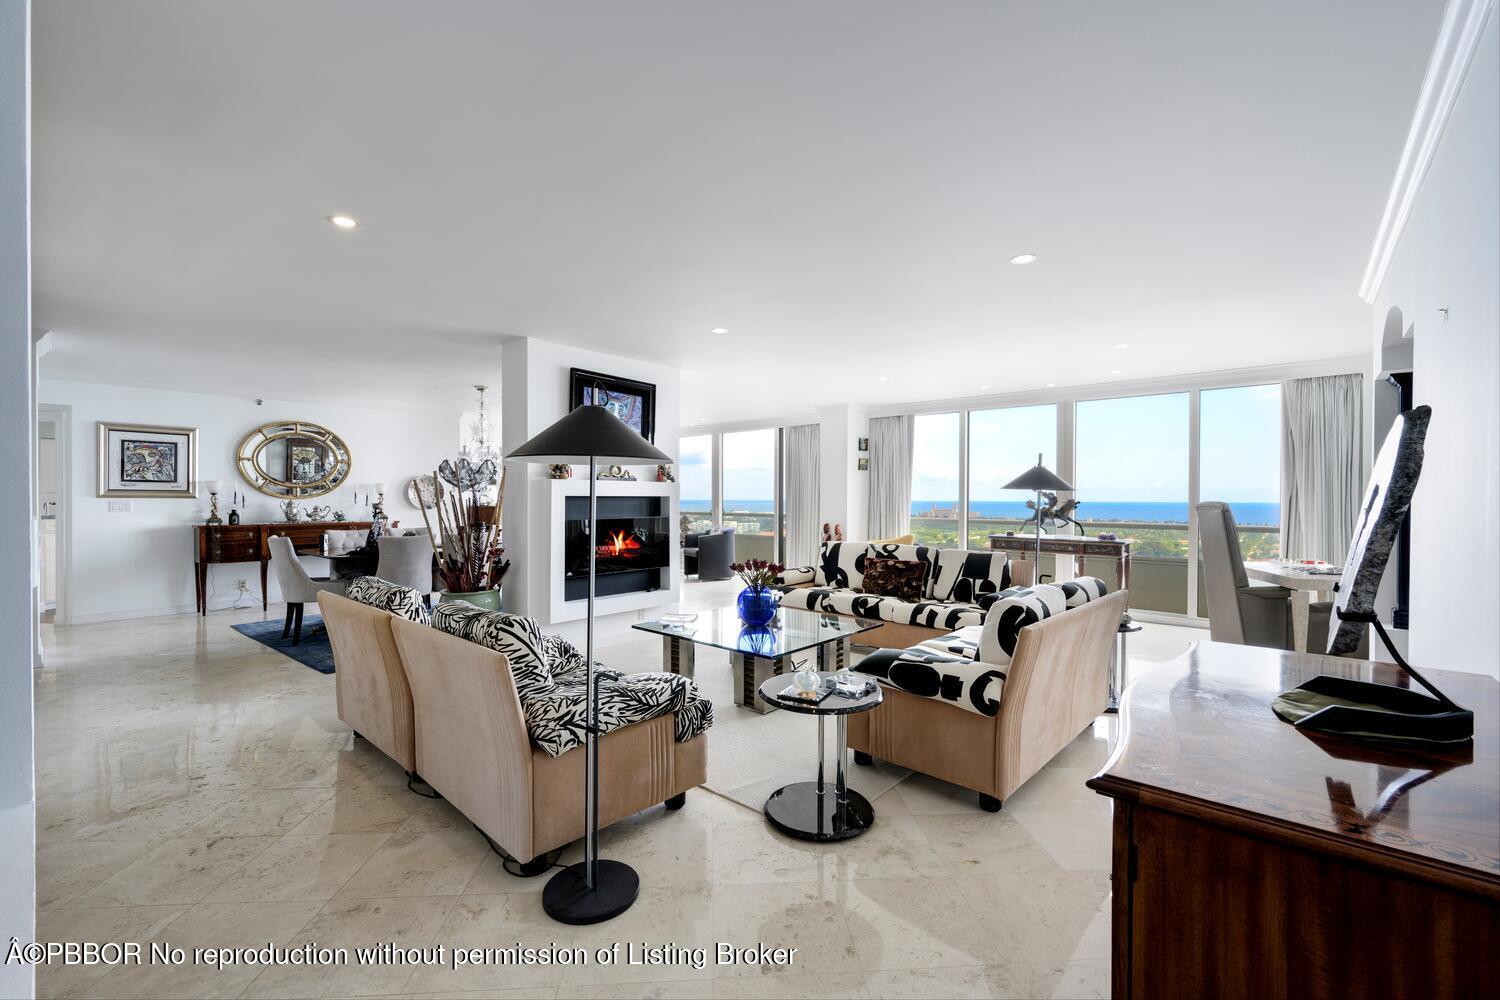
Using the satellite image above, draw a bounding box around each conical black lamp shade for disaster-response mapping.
[1002,454,1073,492]
[507,404,673,464]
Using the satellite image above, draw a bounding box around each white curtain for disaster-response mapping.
[783,424,821,566]
[1282,373,1364,563]
[868,414,914,540]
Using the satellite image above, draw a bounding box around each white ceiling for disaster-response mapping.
[33,1,1440,423]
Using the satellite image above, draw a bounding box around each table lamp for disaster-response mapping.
[1001,454,1073,585]
[507,404,672,924]
[205,480,223,525]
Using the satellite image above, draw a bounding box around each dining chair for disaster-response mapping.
[375,533,437,598]
[269,534,348,644]
[324,529,367,555]
[1196,501,1291,649]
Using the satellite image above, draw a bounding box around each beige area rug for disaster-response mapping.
[595,629,911,811]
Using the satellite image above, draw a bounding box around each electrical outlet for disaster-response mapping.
[106,500,133,513]
[236,579,248,591]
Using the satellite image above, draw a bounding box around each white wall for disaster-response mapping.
[500,337,681,628]
[37,375,465,623]
[814,403,870,543]
[1,2,36,995]
[1370,5,1499,677]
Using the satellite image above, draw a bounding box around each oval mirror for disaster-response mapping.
[236,420,353,499]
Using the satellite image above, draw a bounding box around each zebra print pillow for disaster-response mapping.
[430,604,714,758]
[977,584,1068,667]
[346,576,431,624]
[429,604,557,704]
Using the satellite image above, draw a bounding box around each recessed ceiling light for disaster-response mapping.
[878,375,888,382]
[1110,369,1122,375]
[1046,383,1057,388]
[326,214,360,229]
[979,384,992,390]
[710,327,729,335]
[1009,252,1038,265]
[1114,342,1132,350]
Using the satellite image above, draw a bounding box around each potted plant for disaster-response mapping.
[731,558,784,626]
[418,467,510,611]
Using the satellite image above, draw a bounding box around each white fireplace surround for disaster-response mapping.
[527,477,680,625]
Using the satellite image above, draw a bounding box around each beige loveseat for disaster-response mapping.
[390,616,708,866]
[850,587,1127,810]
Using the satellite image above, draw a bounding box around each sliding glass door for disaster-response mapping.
[721,428,779,561]
[1197,384,1282,614]
[909,412,961,546]
[678,434,713,531]
[967,404,1057,550]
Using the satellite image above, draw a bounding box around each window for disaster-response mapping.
[967,404,1057,549]
[678,434,712,520]
[1199,384,1282,613]
[910,412,961,547]
[1076,393,1190,612]
[721,429,777,561]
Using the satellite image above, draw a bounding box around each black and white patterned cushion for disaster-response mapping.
[776,566,817,586]
[927,550,1011,603]
[778,586,888,621]
[918,626,982,660]
[856,646,1008,717]
[432,604,713,757]
[903,600,986,630]
[431,604,556,701]
[815,542,869,589]
[977,584,1068,666]
[346,576,431,623]
[1057,576,1109,607]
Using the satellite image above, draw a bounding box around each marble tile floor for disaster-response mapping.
[32,585,1202,999]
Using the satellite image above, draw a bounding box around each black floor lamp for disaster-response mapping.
[1002,453,1074,584]
[507,404,672,925]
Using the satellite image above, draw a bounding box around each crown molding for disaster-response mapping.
[1359,0,1496,303]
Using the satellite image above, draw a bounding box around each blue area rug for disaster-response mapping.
[232,615,336,674]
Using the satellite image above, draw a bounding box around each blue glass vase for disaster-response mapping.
[737,586,777,627]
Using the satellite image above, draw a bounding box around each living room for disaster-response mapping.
[3,2,1497,999]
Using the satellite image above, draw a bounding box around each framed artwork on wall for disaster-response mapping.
[97,421,198,498]
[569,368,657,443]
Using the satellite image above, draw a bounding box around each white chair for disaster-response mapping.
[269,535,348,644]
[324,529,367,555]
[375,534,437,598]
[1196,502,1290,649]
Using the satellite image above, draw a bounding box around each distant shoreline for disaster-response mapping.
[685,499,1280,527]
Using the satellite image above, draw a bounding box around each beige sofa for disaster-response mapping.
[390,616,708,867]
[850,589,1127,810]
[318,591,417,775]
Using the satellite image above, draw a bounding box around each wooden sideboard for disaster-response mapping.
[1088,642,1498,999]
[193,521,372,614]
[988,533,1133,591]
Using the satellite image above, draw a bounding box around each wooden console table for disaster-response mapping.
[988,533,1133,591]
[1089,642,1498,999]
[193,521,372,615]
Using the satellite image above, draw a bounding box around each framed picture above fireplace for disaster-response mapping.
[569,368,657,443]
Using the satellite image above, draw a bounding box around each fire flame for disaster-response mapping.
[602,530,643,557]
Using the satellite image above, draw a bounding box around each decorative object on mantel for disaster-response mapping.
[548,464,573,479]
[597,464,636,481]
[204,480,223,524]
[418,466,509,612]
[569,367,658,443]
[236,420,351,499]
[97,421,198,498]
[1002,453,1075,577]
[732,558,784,627]
[508,402,673,925]
[656,464,674,482]
[1272,405,1472,745]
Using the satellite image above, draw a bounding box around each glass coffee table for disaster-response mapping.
[633,605,881,714]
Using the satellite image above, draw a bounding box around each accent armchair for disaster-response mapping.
[268,534,347,643]
[684,527,736,581]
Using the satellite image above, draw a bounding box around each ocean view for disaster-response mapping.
[687,499,1280,526]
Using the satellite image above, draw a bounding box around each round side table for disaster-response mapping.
[756,672,883,841]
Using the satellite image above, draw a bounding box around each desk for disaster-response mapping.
[1244,559,1339,651]
[1088,642,1498,999]
[989,533,1133,592]
[193,522,372,614]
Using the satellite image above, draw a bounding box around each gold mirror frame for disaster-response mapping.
[236,420,353,499]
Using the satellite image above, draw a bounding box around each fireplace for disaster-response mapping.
[563,495,669,600]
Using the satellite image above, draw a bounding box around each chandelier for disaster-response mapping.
[446,384,499,492]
